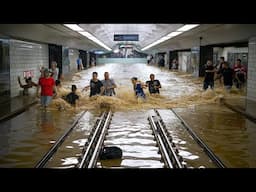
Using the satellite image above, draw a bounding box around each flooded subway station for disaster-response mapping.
[0,24,256,168]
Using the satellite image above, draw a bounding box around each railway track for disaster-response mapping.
[77,110,185,168]
[35,110,87,168]
[148,110,185,168]
[36,108,224,168]
[168,108,226,168]
[77,111,113,168]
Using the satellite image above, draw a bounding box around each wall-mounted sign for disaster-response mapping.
[114,34,139,41]
[23,70,34,78]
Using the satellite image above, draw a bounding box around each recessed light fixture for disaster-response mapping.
[142,24,199,51]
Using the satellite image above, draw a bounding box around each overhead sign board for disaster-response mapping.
[114,34,139,41]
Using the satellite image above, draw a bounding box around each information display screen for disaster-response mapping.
[114,34,139,41]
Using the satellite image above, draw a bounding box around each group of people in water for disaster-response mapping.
[18,63,162,109]
[81,71,161,100]
[203,57,247,91]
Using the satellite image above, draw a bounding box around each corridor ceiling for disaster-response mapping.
[78,24,184,49]
[1,24,256,52]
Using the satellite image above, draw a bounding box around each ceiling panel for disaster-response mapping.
[79,24,183,49]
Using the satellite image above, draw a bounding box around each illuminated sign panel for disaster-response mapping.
[114,34,139,41]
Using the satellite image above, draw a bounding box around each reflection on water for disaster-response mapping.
[45,111,99,168]
[174,105,256,167]
[98,110,164,168]
[156,109,216,168]
[0,106,75,167]
[39,110,55,134]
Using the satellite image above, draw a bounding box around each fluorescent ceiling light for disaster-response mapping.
[160,36,172,41]
[177,24,199,32]
[64,24,84,32]
[64,24,111,51]
[113,49,119,53]
[142,24,200,51]
[167,31,183,37]
[78,31,94,39]
[78,30,111,51]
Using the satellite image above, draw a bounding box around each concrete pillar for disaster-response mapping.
[246,37,256,117]
[164,52,168,69]
[87,52,90,68]
[247,37,256,102]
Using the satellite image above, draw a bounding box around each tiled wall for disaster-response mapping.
[69,48,79,72]
[222,47,248,59]
[10,39,48,97]
[178,52,191,72]
[247,37,256,102]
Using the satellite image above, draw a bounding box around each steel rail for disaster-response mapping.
[79,111,112,168]
[148,116,173,168]
[170,108,226,168]
[35,110,87,168]
[88,111,112,168]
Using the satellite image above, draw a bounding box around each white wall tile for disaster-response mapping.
[10,39,49,97]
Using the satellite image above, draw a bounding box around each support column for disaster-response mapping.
[247,38,256,101]
[245,38,256,117]
[199,45,213,77]
[87,51,90,68]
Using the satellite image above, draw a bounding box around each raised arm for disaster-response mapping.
[82,85,90,92]
[18,76,24,88]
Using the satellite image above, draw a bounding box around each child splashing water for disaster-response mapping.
[131,77,146,102]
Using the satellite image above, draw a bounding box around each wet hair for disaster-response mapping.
[55,79,61,86]
[71,85,77,92]
[25,77,32,83]
[44,68,49,73]
[92,72,98,76]
[131,77,137,81]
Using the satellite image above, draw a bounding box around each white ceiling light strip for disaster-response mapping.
[141,24,199,51]
[64,24,84,32]
[64,24,112,51]
[176,24,199,32]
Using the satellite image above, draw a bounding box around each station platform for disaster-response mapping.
[0,95,38,122]
[222,97,256,122]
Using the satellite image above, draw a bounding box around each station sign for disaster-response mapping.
[114,34,139,41]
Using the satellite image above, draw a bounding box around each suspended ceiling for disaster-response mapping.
[0,24,256,52]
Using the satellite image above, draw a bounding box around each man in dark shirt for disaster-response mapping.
[145,74,161,94]
[64,85,79,106]
[203,60,215,90]
[83,72,104,97]
[221,62,233,91]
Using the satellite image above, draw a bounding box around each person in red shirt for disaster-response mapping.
[233,59,247,89]
[37,68,57,109]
